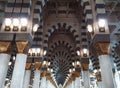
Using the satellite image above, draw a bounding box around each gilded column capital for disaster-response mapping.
[16,41,30,54]
[0,41,10,54]
[25,62,42,70]
[93,43,110,56]
[81,63,89,71]
[25,63,32,70]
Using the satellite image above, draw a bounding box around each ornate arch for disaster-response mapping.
[43,23,80,50]
[48,40,76,59]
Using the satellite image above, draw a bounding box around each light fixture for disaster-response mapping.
[32,48,36,53]
[13,18,19,26]
[72,62,75,66]
[4,18,11,31]
[4,17,28,31]
[94,69,97,73]
[13,18,19,31]
[83,48,87,54]
[21,18,28,26]
[83,48,88,57]
[67,74,71,77]
[72,68,75,72]
[99,69,101,72]
[87,25,93,32]
[98,19,106,28]
[48,62,51,66]
[40,49,43,57]
[66,76,69,80]
[43,60,47,65]
[5,78,9,81]
[76,50,80,56]
[36,48,41,53]
[69,69,72,73]
[8,62,12,66]
[51,68,53,72]
[5,18,11,26]
[76,61,80,66]
[13,56,16,60]
[98,19,106,32]
[21,18,28,31]
[43,50,47,56]
[33,24,39,32]
[28,48,32,54]
[47,68,50,71]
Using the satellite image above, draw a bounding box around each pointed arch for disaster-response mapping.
[43,23,80,50]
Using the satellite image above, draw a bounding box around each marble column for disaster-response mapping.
[69,82,72,88]
[23,70,31,88]
[33,70,41,88]
[46,80,49,88]
[71,81,74,88]
[83,71,90,88]
[79,77,84,88]
[10,54,27,88]
[97,81,102,88]
[75,77,80,88]
[0,53,10,88]
[98,55,114,88]
[40,77,46,88]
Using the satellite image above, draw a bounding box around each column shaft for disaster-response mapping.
[83,71,90,88]
[72,81,74,88]
[99,55,114,88]
[10,54,27,88]
[0,53,10,88]
[23,70,31,88]
[75,77,80,88]
[97,81,102,88]
[33,70,41,88]
[40,77,46,88]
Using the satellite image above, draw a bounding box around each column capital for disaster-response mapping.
[82,63,89,71]
[93,42,109,56]
[81,58,89,71]
[0,41,11,54]
[16,41,30,54]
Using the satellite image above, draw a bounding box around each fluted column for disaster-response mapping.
[23,70,31,88]
[0,53,10,88]
[10,54,27,88]
[98,55,114,88]
[33,70,41,88]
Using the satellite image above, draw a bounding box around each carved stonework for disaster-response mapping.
[25,63,31,70]
[41,71,47,77]
[94,43,110,56]
[25,62,42,70]
[0,41,10,53]
[16,41,29,54]
[34,62,42,70]
[82,63,89,71]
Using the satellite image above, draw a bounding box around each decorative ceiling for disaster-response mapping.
[0,0,120,87]
[41,0,82,85]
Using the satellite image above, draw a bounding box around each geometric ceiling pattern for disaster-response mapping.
[0,0,120,87]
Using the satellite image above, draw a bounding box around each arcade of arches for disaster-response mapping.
[0,0,120,88]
